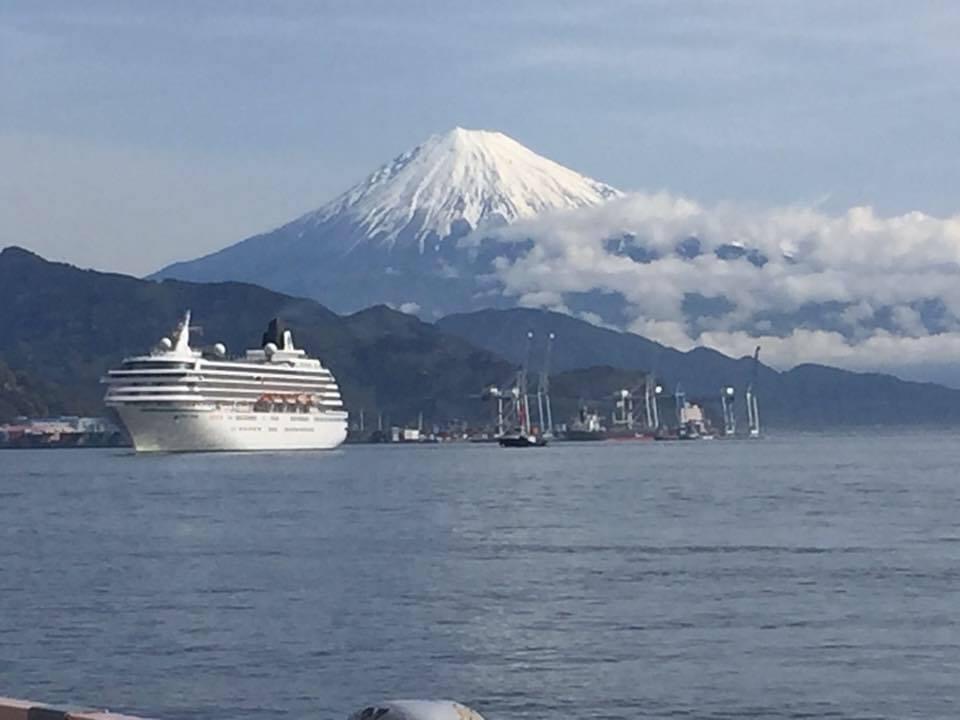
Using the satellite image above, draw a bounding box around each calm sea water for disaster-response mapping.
[2,434,960,719]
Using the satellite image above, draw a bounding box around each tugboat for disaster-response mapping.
[498,431,548,448]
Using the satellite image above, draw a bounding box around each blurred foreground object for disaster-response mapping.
[349,700,485,720]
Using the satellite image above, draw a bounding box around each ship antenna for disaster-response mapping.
[174,310,192,353]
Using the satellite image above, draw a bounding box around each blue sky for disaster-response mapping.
[2,1,959,274]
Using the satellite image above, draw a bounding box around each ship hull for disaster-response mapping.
[116,406,348,453]
[498,434,548,447]
[559,430,605,442]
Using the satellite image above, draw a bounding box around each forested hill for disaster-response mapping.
[0,246,513,425]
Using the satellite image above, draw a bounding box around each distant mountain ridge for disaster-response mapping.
[152,128,620,314]
[6,246,960,429]
[438,307,960,428]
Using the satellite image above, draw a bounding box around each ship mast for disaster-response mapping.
[173,310,192,354]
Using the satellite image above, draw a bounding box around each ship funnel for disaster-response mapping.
[261,317,288,349]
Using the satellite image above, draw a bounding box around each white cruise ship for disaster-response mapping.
[102,312,348,452]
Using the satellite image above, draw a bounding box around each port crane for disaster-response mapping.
[494,330,536,437]
[535,332,555,437]
[484,330,552,445]
[644,374,662,431]
[611,374,662,432]
[612,388,635,429]
[483,386,507,437]
[745,346,761,437]
[720,385,736,436]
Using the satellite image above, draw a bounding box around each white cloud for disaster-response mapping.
[477,192,960,376]
[516,290,565,310]
[699,329,960,378]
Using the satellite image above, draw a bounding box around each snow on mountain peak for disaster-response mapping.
[306,127,622,252]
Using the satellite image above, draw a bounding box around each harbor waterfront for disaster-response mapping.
[3,432,959,720]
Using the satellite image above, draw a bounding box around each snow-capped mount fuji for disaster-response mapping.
[308,127,621,253]
[153,127,620,315]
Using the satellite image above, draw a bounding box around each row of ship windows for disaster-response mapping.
[109,387,338,397]
[113,395,343,413]
[186,413,342,420]
[163,407,345,418]
[235,426,318,432]
[108,378,338,392]
[110,391,340,401]
[122,362,193,370]
[121,362,332,378]
[202,360,328,372]
[112,374,336,386]
[108,384,341,394]
[109,375,336,386]
[116,401,344,411]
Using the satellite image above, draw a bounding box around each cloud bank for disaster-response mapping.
[479,193,960,381]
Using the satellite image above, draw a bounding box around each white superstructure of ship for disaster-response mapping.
[102,312,348,452]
